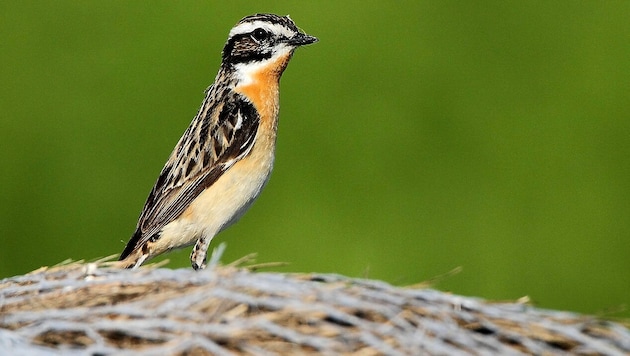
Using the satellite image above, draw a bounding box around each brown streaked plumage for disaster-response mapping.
[119,14,317,269]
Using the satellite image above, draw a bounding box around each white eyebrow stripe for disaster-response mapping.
[229,21,295,38]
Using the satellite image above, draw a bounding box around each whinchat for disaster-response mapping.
[119,14,317,269]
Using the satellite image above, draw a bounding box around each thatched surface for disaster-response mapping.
[1,248,629,355]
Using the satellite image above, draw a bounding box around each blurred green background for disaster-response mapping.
[1,2,628,318]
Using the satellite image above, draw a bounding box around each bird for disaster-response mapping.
[119,13,317,270]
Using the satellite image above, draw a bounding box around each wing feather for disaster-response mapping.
[120,91,259,259]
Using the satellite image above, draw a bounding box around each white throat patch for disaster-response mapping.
[232,44,293,85]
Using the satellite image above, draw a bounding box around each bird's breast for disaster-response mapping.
[234,52,293,132]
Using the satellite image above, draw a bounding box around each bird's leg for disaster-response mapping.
[190,236,210,270]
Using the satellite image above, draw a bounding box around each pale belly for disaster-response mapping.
[151,140,275,254]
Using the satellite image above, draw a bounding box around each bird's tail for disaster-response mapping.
[118,230,146,268]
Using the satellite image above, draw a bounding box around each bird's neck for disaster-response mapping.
[232,52,293,130]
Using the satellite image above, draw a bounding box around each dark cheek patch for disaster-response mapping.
[223,34,273,64]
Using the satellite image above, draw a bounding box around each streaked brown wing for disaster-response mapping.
[120,92,259,259]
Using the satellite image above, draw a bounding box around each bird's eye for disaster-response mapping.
[251,28,269,42]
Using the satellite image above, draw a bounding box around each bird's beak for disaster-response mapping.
[287,32,318,46]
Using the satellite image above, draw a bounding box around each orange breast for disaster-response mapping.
[235,53,292,131]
